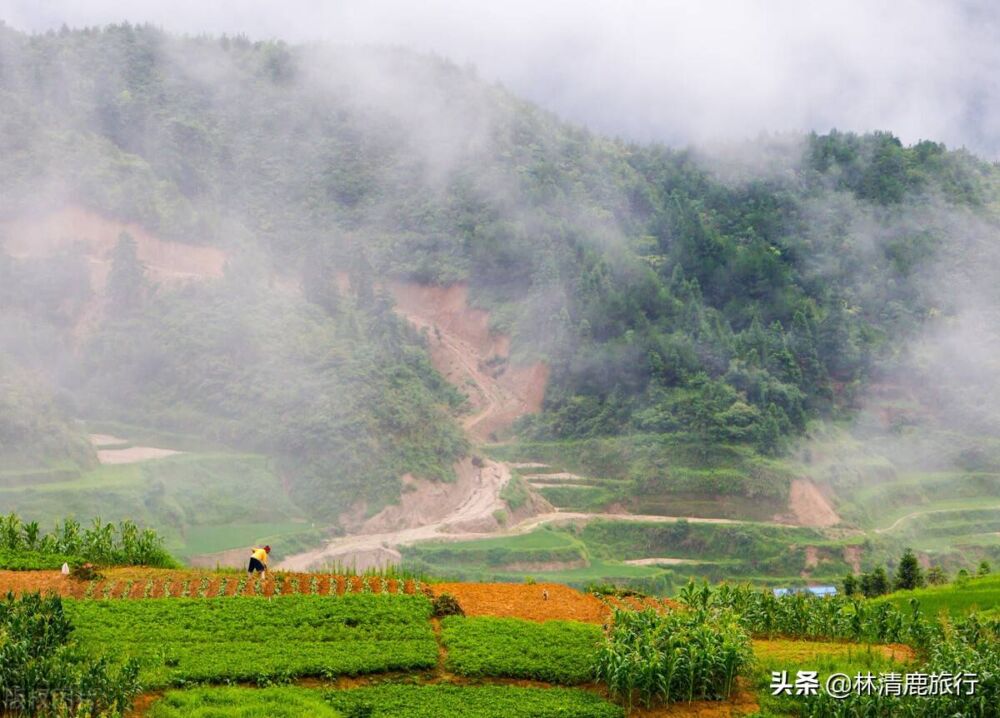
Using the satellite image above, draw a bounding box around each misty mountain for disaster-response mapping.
[2,23,999,520]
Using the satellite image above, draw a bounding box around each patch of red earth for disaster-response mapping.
[881,643,918,663]
[0,570,68,595]
[803,547,820,570]
[626,689,759,717]
[431,581,611,624]
[0,206,226,288]
[785,479,840,528]
[388,281,548,440]
[1,206,226,340]
[126,691,163,718]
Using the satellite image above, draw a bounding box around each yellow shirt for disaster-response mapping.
[251,548,268,565]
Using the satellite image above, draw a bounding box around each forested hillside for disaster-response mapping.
[2,23,999,522]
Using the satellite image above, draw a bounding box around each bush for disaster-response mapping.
[70,562,102,581]
[432,594,464,618]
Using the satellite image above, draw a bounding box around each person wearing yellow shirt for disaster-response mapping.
[248,545,270,578]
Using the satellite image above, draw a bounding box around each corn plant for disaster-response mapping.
[0,593,140,715]
[595,607,752,710]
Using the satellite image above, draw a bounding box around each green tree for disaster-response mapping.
[860,566,890,597]
[841,573,858,596]
[894,548,924,591]
[925,565,947,586]
[977,560,991,577]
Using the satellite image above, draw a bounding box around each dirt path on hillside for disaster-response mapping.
[875,504,1000,534]
[281,281,809,572]
[281,284,554,571]
[388,283,547,442]
[279,507,754,572]
[278,458,517,572]
[398,308,510,438]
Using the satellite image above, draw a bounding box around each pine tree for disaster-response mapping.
[894,548,924,590]
[861,566,891,597]
[842,573,858,596]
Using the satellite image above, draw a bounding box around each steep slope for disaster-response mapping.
[390,282,548,441]
[3,24,1000,562]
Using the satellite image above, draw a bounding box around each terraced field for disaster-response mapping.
[69,594,438,686]
[0,566,940,717]
[403,519,861,592]
[874,573,1000,617]
[0,427,320,564]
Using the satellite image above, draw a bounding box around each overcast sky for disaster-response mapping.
[3,0,999,157]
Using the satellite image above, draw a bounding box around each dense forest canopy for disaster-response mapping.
[2,23,999,516]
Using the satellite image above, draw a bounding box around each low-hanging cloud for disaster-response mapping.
[2,0,999,157]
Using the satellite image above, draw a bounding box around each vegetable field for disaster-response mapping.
[148,685,625,718]
[67,594,438,686]
[441,615,602,684]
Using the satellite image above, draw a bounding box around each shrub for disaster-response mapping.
[432,594,464,618]
[70,562,102,581]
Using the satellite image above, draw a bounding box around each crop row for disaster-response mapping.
[440,616,602,684]
[66,594,438,686]
[56,574,426,600]
[148,685,625,718]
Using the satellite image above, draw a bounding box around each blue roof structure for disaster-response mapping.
[773,585,837,597]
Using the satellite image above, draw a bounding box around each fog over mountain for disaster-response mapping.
[2,1,1000,583]
[3,0,1000,157]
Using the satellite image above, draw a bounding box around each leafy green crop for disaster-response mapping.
[0,592,140,717]
[0,549,78,570]
[148,687,343,717]
[324,684,623,718]
[67,594,437,686]
[148,685,624,718]
[441,616,601,684]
